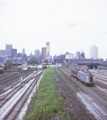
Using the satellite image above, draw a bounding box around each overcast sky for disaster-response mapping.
[0,0,107,59]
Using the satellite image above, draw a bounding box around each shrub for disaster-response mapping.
[0,69,4,74]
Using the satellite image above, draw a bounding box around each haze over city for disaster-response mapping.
[0,0,107,59]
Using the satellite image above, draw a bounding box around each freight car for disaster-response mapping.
[71,68,95,86]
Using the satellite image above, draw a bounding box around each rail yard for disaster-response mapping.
[0,65,107,120]
[0,68,44,120]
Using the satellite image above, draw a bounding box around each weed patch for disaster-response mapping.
[24,68,71,120]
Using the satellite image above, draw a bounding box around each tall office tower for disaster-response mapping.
[90,45,98,59]
[75,52,81,59]
[46,42,50,59]
[0,50,5,57]
[11,49,17,58]
[22,48,25,55]
[42,47,46,60]
[35,50,40,58]
[5,44,12,57]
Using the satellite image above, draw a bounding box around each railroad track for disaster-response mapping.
[59,68,107,120]
[0,70,39,101]
[0,71,36,107]
[89,70,107,81]
[0,70,35,93]
[89,70,107,91]
[0,70,43,120]
[54,68,91,120]
[95,79,107,90]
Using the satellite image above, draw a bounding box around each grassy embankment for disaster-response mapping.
[24,68,71,120]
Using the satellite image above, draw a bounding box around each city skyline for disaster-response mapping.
[0,43,100,60]
[0,0,107,59]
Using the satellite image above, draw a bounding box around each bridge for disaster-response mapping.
[69,59,104,69]
[78,63,102,69]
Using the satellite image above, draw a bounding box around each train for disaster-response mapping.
[71,68,95,86]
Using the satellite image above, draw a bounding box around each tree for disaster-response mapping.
[43,59,48,64]
[27,60,38,65]
[4,60,12,71]
[39,59,42,64]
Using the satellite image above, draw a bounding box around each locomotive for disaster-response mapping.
[71,68,95,86]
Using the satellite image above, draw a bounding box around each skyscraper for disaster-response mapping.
[90,45,98,59]
[35,50,40,58]
[11,49,17,58]
[46,42,50,59]
[5,44,12,57]
[42,47,46,59]
[22,48,25,55]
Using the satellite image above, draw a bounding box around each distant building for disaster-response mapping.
[4,57,12,63]
[65,53,74,59]
[39,52,42,56]
[35,50,39,58]
[22,54,27,61]
[42,47,46,59]
[90,45,98,59]
[22,48,25,55]
[80,51,85,59]
[11,49,17,58]
[5,44,12,57]
[75,52,81,59]
[0,50,5,57]
[46,42,50,59]
[18,53,22,58]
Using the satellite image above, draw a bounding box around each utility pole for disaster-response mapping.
[66,59,68,69]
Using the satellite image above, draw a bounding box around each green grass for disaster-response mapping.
[24,68,71,120]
